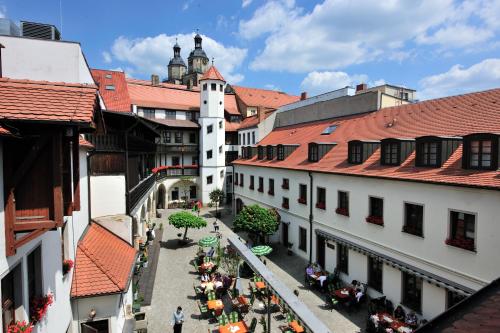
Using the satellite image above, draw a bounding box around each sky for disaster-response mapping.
[1,0,500,100]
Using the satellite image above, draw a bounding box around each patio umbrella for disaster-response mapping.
[251,245,273,256]
[198,236,218,247]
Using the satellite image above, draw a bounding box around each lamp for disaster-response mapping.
[88,308,97,320]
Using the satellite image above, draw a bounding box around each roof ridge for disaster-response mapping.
[0,77,97,90]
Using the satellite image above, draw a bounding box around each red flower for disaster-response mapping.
[30,293,53,323]
[335,207,349,216]
[366,215,384,226]
[7,321,33,333]
[445,238,475,251]
[316,202,326,210]
[297,197,307,204]
[282,202,289,209]
[63,259,74,275]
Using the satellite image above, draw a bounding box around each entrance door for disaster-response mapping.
[282,223,289,246]
[172,187,179,201]
[81,319,109,333]
[316,234,326,269]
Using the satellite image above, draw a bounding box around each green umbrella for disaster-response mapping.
[199,236,218,247]
[251,245,273,256]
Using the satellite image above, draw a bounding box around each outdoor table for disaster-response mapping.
[204,282,215,292]
[237,296,248,305]
[207,299,224,311]
[289,320,305,333]
[334,287,353,299]
[219,321,248,333]
[201,262,214,270]
[271,295,279,304]
[371,313,413,333]
[255,281,266,289]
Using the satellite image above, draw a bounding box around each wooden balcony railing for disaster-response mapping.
[128,173,156,212]
[154,165,200,180]
[86,134,124,151]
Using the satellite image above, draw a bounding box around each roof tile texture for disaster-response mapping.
[232,85,300,109]
[200,66,225,81]
[91,69,131,112]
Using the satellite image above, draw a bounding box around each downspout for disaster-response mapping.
[308,171,313,264]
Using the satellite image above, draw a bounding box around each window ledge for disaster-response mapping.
[401,230,424,238]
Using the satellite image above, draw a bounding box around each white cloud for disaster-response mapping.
[301,71,368,96]
[264,84,281,91]
[242,0,500,73]
[419,58,500,100]
[182,1,191,11]
[0,5,6,18]
[102,51,112,64]
[109,33,247,84]
[242,0,252,8]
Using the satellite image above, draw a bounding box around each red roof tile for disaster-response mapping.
[225,120,241,132]
[79,136,94,149]
[233,86,300,109]
[71,223,136,298]
[0,78,97,124]
[235,88,500,190]
[239,115,259,129]
[200,66,225,82]
[91,69,131,112]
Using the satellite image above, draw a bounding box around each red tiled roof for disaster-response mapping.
[0,78,97,124]
[235,88,500,190]
[145,117,199,129]
[232,85,300,109]
[71,223,136,298]
[91,69,131,112]
[239,115,259,129]
[225,94,240,116]
[225,120,241,132]
[201,66,225,82]
[79,136,94,149]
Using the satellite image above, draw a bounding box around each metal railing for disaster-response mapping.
[128,173,156,212]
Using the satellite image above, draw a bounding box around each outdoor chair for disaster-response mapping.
[325,295,340,311]
[207,291,216,301]
[249,292,256,308]
[248,318,258,333]
[248,282,258,295]
[286,313,295,323]
[197,300,209,320]
[217,313,229,326]
[193,283,203,298]
[192,261,200,274]
[229,311,239,323]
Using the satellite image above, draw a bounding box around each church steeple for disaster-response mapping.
[167,38,187,84]
[194,33,202,49]
[173,40,181,57]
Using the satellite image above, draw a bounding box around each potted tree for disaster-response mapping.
[209,188,225,218]
[168,211,207,245]
[233,204,279,245]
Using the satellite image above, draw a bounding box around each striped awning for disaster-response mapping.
[316,229,474,296]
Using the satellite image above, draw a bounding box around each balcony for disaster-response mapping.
[158,144,199,153]
[128,173,155,212]
[154,165,199,180]
[86,134,124,151]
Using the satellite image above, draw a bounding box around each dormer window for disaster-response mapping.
[463,134,498,170]
[416,136,461,168]
[257,146,264,160]
[419,141,438,167]
[349,142,362,164]
[348,140,380,164]
[321,124,338,135]
[276,144,299,161]
[308,142,336,162]
[277,144,284,160]
[309,143,318,162]
[266,145,275,160]
[380,139,415,166]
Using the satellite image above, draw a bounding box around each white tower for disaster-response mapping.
[198,66,226,205]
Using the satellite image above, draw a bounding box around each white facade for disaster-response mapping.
[233,164,500,320]
[90,175,127,218]
[199,77,226,204]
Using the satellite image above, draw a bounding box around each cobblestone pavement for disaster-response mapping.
[144,206,364,333]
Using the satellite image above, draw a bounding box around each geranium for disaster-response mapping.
[63,259,74,275]
[335,207,349,216]
[366,215,384,226]
[7,321,33,333]
[30,293,53,324]
[445,238,475,251]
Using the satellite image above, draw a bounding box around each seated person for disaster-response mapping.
[306,265,314,276]
[318,274,328,287]
[355,288,364,303]
[214,280,223,289]
[405,311,418,328]
[351,279,358,288]
[207,247,215,257]
[200,273,210,282]
[313,263,321,273]
[204,282,214,293]
[394,305,406,322]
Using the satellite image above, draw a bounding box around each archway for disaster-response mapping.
[157,184,166,209]
[165,178,198,209]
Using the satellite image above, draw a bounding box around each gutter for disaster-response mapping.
[308,171,313,264]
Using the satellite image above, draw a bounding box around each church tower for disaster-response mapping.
[198,66,226,204]
[167,41,186,84]
[182,33,210,87]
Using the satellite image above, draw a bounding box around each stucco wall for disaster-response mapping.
[90,175,127,218]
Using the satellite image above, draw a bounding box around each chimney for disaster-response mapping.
[300,92,307,100]
[356,83,367,93]
[151,74,160,86]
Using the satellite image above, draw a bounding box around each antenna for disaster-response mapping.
[59,0,63,37]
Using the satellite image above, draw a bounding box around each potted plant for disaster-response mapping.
[62,259,74,275]
[335,207,349,216]
[7,320,33,333]
[30,293,53,324]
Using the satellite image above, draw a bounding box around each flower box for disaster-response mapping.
[282,202,289,209]
[335,207,349,216]
[8,321,33,333]
[30,293,53,324]
[62,259,74,275]
[316,202,326,210]
[366,215,384,226]
[445,238,475,251]
[249,185,254,190]
[268,190,275,196]
[297,197,307,205]
[257,187,264,193]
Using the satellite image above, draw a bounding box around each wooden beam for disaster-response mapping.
[13,229,48,250]
[52,133,64,227]
[13,221,56,231]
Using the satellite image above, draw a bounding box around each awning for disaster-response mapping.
[316,229,474,296]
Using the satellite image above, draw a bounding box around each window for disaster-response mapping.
[308,143,319,162]
[469,139,493,169]
[403,203,423,237]
[165,110,176,119]
[250,175,254,190]
[240,173,244,187]
[349,143,362,164]
[219,121,223,129]
[210,83,217,91]
[190,185,197,198]
[447,290,466,309]
[175,132,182,143]
[243,133,246,145]
[235,172,239,185]
[258,177,264,192]
[368,257,383,292]
[27,246,42,300]
[105,73,112,79]
[192,156,198,165]
[207,176,213,184]
[447,211,476,251]
[189,132,196,143]
[220,170,224,178]
[336,191,349,216]
[207,150,213,159]
[219,145,223,154]
[164,131,171,143]
[402,272,422,313]
[247,133,250,146]
[299,227,307,252]
[203,100,207,104]
[322,125,337,135]
[298,184,307,204]
[282,178,289,190]
[266,146,274,160]
[257,146,264,159]
[282,197,289,209]
[238,134,241,145]
[277,145,284,160]
[203,83,207,91]
[220,84,223,92]
[172,156,180,166]
[367,197,384,225]
[382,142,399,165]
[418,141,439,167]
[142,108,155,119]
[105,85,115,90]
[337,244,348,274]
[252,132,256,144]
[207,125,213,134]
[316,187,326,209]
[268,179,274,196]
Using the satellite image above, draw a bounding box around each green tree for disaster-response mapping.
[178,176,194,209]
[233,204,279,244]
[209,188,225,218]
[168,211,207,241]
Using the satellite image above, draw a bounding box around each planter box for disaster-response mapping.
[297,198,307,205]
[335,207,349,216]
[282,203,289,209]
[316,202,326,210]
[366,215,384,226]
[445,238,475,251]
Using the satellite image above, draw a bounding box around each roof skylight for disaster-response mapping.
[321,125,337,135]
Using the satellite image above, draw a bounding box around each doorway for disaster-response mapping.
[81,319,109,333]
[316,234,326,269]
[171,187,179,201]
[282,223,289,246]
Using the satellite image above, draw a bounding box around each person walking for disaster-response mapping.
[213,220,219,233]
[171,306,184,333]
